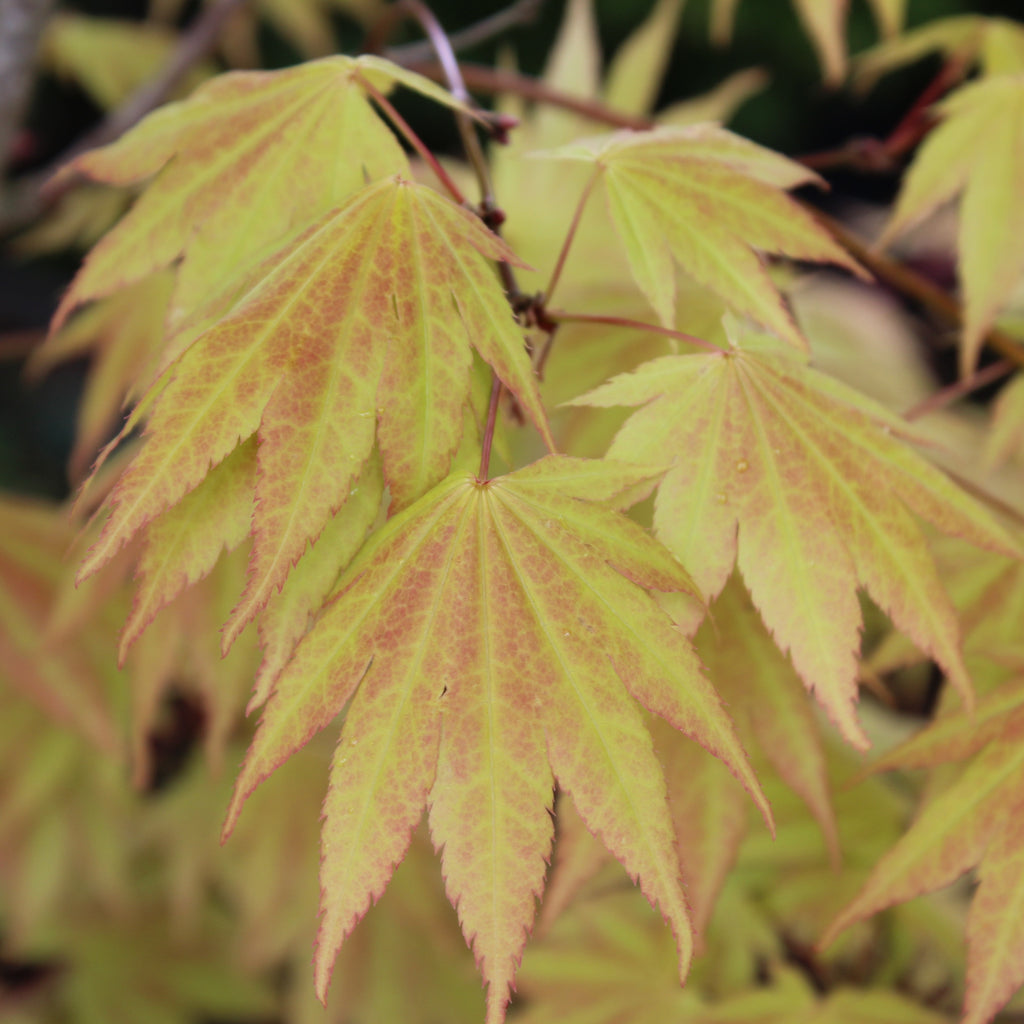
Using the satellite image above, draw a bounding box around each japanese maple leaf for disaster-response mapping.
[880,73,1024,374]
[539,125,863,349]
[222,456,771,1024]
[51,54,466,334]
[571,331,1019,748]
[823,680,1024,1024]
[78,177,553,657]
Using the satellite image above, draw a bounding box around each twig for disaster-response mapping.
[0,0,246,236]
[385,0,543,65]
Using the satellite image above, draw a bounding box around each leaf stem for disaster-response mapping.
[479,377,503,480]
[358,76,467,205]
[545,309,727,354]
[542,170,600,308]
[903,358,1014,422]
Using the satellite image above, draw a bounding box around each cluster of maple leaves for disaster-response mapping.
[3,1,1024,1023]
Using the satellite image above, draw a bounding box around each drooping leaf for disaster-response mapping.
[51,54,468,334]
[223,456,770,1024]
[78,177,553,660]
[539,126,863,349]
[824,700,1024,1024]
[709,0,906,85]
[571,330,1019,747]
[880,74,1024,374]
[854,15,1024,92]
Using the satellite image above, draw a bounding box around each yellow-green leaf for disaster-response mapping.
[223,456,769,1024]
[572,332,1018,747]
[881,74,1024,374]
[539,126,863,349]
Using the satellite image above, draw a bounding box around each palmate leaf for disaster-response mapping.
[880,73,1024,374]
[222,456,771,1024]
[51,54,465,334]
[824,683,1024,1024]
[539,126,862,350]
[79,177,552,657]
[572,331,1019,748]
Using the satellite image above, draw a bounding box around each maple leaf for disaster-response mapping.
[223,456,771,1024]
[51,54,467,334]
[879,73,1024,374]
[824,682,1024,1024]
[571,331,1019,748]
[539,126,863,349]
[78,177,553,658]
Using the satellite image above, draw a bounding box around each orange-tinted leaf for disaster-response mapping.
[224,456,769,1023]
[52,55,466,333]
[78,178,551,659]
[573,332,1018,747]
[540,126,862,349]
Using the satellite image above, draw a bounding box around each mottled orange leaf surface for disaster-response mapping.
[825,683,1024,1024]
[572,331,1018,747]
[51,54,465,334]
[223,456,771,1024]
[78,177,552,658]
[539,125,862,349]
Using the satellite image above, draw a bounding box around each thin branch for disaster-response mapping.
[903,358,1014,422]
[385,0,543,65]
[1,0,246,236]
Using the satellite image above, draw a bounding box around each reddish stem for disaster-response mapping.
[543,170,600,307]
[358,75,467,205]
[546,309,726,354]
[479,377,503,480]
